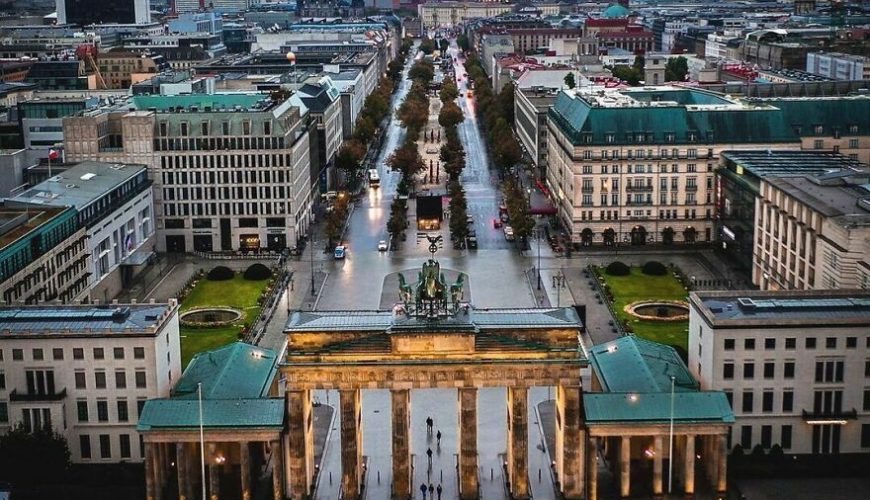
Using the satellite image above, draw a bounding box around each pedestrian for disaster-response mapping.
[436,484,443,500]
[426,416,433,434]
[429,484,435,497]
[436,430,442,446]
[420,482,428,498]
[426,447,433,466]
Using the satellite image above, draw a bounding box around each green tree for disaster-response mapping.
[611,65,643,85]
[564,72,576,89]
[438,100,464,129]
[502,179,535,242]
[633,55,645,71]
[362,91,389,123]
[419,37,436,55]
[397,91,429,137]
[352,115,377,144]
[496,83,515,125]
[439,80,459,102]
[438,38,449,53]
[665,56,689,82]
[387,142,425,181]
[409,59,435,85]
[457,34,470,52]
[387,198,407,243]
[0,426,71,486]
[324,194,350,247]
[335,139,366,175]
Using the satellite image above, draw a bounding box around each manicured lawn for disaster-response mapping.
[599,266,690,350]
[179,275,271,369]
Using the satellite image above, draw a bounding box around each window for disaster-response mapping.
[93,348,104,360]
[866,360,870,377]
[137,399,146,418]
[113,348,124,360]
[815,360,844,383]
[762,391,773,412]
[783,390,793,412]
[763,362,775,379]
[115,371,126,389]
[785,338,796,349]
[120,434,131,459]
[80,435,92,459]
[0,402,8,423]
[764,338,776,350]
[0,371,4,389]
[784,362,795,379]
[744,362,755,379]
[117,400,129,422]
[95,371,107,389]
[76,400,89,422]
[99,435,111,459]
[73,348,84,360]
[52,348,63,360]
[782,425,792,449]
[740,426,752,448]
[723,363,734,380]
[846,337,857,348]
[25,369,55,395]
[864,389,870,411]
[761,425,772,448]
[32,348,43,360]
[97,400,109,422]
[134,347,145,359]
[724,339,735,350]
[12,349,22,360]
[135,371,147,389]
[826,337,837,349]
[806,337,817,349]
[742,391,753,413]
[75,371,86,389]
[744,338,755,350]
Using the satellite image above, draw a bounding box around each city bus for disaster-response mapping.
[368,168,380,188]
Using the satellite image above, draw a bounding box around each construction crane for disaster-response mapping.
[75,44,107,90]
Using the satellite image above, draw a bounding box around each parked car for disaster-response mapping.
[504,226,515,241]
[493,218,502,229]
[426,148,439,154]
[500,212,509,223]
[377,240,388,251]
[467,229,477,238]
[334,245,346,259]
[466,215,474,225]
[466,236,478,249]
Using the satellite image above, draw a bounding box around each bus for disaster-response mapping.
[368,168,380,188]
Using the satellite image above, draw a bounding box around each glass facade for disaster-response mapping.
[715,164,760,273]
[64,0,137,26]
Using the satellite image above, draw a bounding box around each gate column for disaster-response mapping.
[391,389,412,499]
[458,387,478,499]
[340,389,363,500]
[507,386,529,499]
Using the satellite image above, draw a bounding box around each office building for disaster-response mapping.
[806,52,870,81]
[62,91,313,253]
[8,161,155,302]
[0,202,89,304]
[688,289,870,455]
[0,301,181,463]
[56,0,151,27]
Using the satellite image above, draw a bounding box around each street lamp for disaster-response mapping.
[536,228,542,291]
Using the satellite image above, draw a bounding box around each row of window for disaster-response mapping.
[74,369,148,390]
[726,388,845,415]
[2,346,146,362]
[76,398,146,424]
[80,433,136,460]
[578,162,714,174]
[723,336,864,351]
[723,360,795,380]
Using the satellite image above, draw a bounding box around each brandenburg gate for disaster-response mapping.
[281,257,589,499]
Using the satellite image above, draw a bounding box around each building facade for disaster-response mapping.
[0,203,89,304]
[418,2,515,30]
[56,0,151,26]
[806,52,870,81]
[688,290,870,456]
[62,92,313,253]
[545,86,802,246]
[8,161,155,302]
[0,301,180,463]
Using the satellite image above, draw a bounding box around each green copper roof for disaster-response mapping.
[762,97,870,137]
[549,89,800,146]
[588,336,698,393]
[602,4,631,18]
[132,93,270,112]
[584,392,735,425]
[137,398,284,430]
[173,342,277,400]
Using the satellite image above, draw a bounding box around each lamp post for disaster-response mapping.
[198,383,206,500]
[310,238,316,296]
[536,228,542,291]
[668,375,675,494]
[553,269,566,307]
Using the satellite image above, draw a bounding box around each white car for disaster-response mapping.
[378,240,388,251]
[426,148,439,154]
[503,226,515,241]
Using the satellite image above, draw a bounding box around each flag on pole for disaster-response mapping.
[48,149,60,161]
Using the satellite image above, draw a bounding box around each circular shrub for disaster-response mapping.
[207,266,234,281]
[605,261,630,276]
[641,261,668,276]
[243,263,272,281]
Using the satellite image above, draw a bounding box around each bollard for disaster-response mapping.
[538,469,541,482]
[329,471,333,485]
[378,471,381,484]
[490,468,493,480]
[440,470,443,482]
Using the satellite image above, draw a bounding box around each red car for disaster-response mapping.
[493,218,503,229]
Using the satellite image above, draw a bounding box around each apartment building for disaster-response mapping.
[545,86,802,246]
[754,167,870,291]
[0,301,180,463]
[62,91,313,253]
[8,161,155,301]
[688,290,870,455]
[0,203,89,304]
[95,52,167,90]
[418,2,515,30]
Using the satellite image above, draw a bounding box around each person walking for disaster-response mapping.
[429,484,435,498]
[420,483,428,499]
[436,484,443,500]
[436,430,442,446]
[426,447,433,466]
[426,416,433,434]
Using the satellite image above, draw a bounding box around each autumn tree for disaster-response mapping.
[438,100,464,129]
[564,72,576,89]
[439,79,459,102]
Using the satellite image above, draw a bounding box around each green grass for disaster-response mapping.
[179,275,271,369]
[599,267,690,350]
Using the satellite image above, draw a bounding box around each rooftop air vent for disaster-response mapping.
[736,297,756,310]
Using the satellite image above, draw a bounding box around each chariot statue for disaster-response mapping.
[396,235,465,318]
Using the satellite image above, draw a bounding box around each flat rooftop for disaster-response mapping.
[12,161,147,211]
[0,303,177,337]
[767,174,870,221]
[0,205,68,249]
[131,92,276,112]
[721,150,867,178]
[571,86,738,108]
[690,290,870,327]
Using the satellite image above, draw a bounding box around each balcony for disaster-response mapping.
[581,186,595,193]
[626,200,654,206]
[801,409,858,423]
[626,184,654,192]
[9,388,67,402]
[685,185,698,192]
